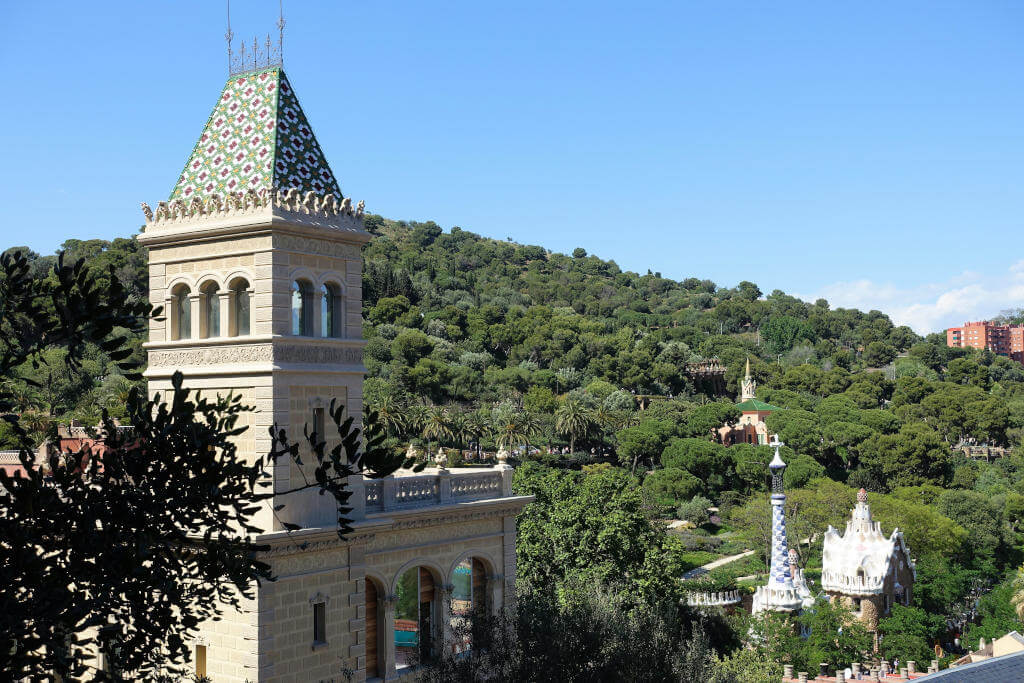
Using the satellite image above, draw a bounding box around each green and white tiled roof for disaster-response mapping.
[169,67,342,202]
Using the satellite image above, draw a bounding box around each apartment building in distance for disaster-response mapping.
[946,320,1024,363]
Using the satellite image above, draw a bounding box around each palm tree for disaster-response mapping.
[555,397,595,454]
[404,403,428,443]
[464,409,490,460]
[1012,565,1024,619]
[447,409,470,455]
[368,392,406,439]
[3,381,38,414]
[518,410,543,455]
[421,405,453,456]
[490,404,540,455]
[592,405,619,450]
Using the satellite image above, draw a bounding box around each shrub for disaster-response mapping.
[677,495,713,526]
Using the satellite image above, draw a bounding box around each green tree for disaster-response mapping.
[642,468,702,506]
[616,419,673,472]
[799,600,872,672]
[662,437,732,493]
[861,423,951,489]
[555,396,596,454]
[878,605,942,663]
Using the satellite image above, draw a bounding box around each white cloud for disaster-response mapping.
[798,262,1024,335]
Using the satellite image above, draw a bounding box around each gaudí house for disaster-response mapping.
[133,57,532,681]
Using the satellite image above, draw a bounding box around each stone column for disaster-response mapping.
[497,449,513,496]
[488,573,504,615]
[188,294,202,339]
[382,477,397,512]
[312,289,325,338]
[438,583,454,660]
[381,593,398,680]
[347,474,366,520]
[164,297,175,341]
[907,660,916,675]
[438,468,452,504]
[219,290,233,336]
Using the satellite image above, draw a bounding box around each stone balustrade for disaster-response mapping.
[358,466,512,517]
[685,590,741,607]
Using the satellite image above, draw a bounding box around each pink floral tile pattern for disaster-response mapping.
[170,67,342,201]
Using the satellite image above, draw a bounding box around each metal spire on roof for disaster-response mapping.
[277,0,286,67]
[225,1,284,75]
[225,0,234,74]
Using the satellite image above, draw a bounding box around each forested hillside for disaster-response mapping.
[7,217,1024,677]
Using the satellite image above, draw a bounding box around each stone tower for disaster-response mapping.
[138,65,532,682]
[140,65,369,533]
[740,356,756,401]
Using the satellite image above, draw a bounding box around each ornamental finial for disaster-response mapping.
[768,434,786,471]
[857,487,868,503]
[225,1,285,75]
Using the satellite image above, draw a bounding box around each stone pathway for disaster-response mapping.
[682,549,755,580]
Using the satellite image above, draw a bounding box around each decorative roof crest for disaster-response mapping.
[140,189,364,226]
[226,0,285,76]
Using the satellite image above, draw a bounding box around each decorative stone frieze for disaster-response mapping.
[274,234,362,259]
[147,343,363,367]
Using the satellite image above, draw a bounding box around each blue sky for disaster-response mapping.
[2,1,1023,333]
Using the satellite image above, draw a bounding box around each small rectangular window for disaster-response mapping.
[313,407,325,442]
[313,602,327,644]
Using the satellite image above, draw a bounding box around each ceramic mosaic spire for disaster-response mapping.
[766,440,795,590]
[751,435,807,614]
[169,67,342,202]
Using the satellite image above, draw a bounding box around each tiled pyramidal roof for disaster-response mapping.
[169,67,342,202]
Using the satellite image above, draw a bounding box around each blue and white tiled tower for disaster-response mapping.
[752,436,810,614]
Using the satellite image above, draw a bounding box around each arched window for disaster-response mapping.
[172,285,191,340]
[291,280,313,336]
[395,566,437,670]
[450,558,488,653]
[200,282,220,338]
[232,279,251,336]
[321,283,342,338]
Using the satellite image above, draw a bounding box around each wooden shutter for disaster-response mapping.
[419,567,435,602]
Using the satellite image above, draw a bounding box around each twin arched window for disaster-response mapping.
[169,279,251,341]
[292,280,344,337]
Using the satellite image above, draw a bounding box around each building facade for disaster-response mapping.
[946,320,1024,363]
[720,359,780,446]
[821,488,915,643]
[137,65,531,681]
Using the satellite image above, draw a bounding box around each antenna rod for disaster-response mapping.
[278,0,286,66]
[225,0,234,74]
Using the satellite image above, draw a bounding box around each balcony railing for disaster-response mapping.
[356,466,513,517]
